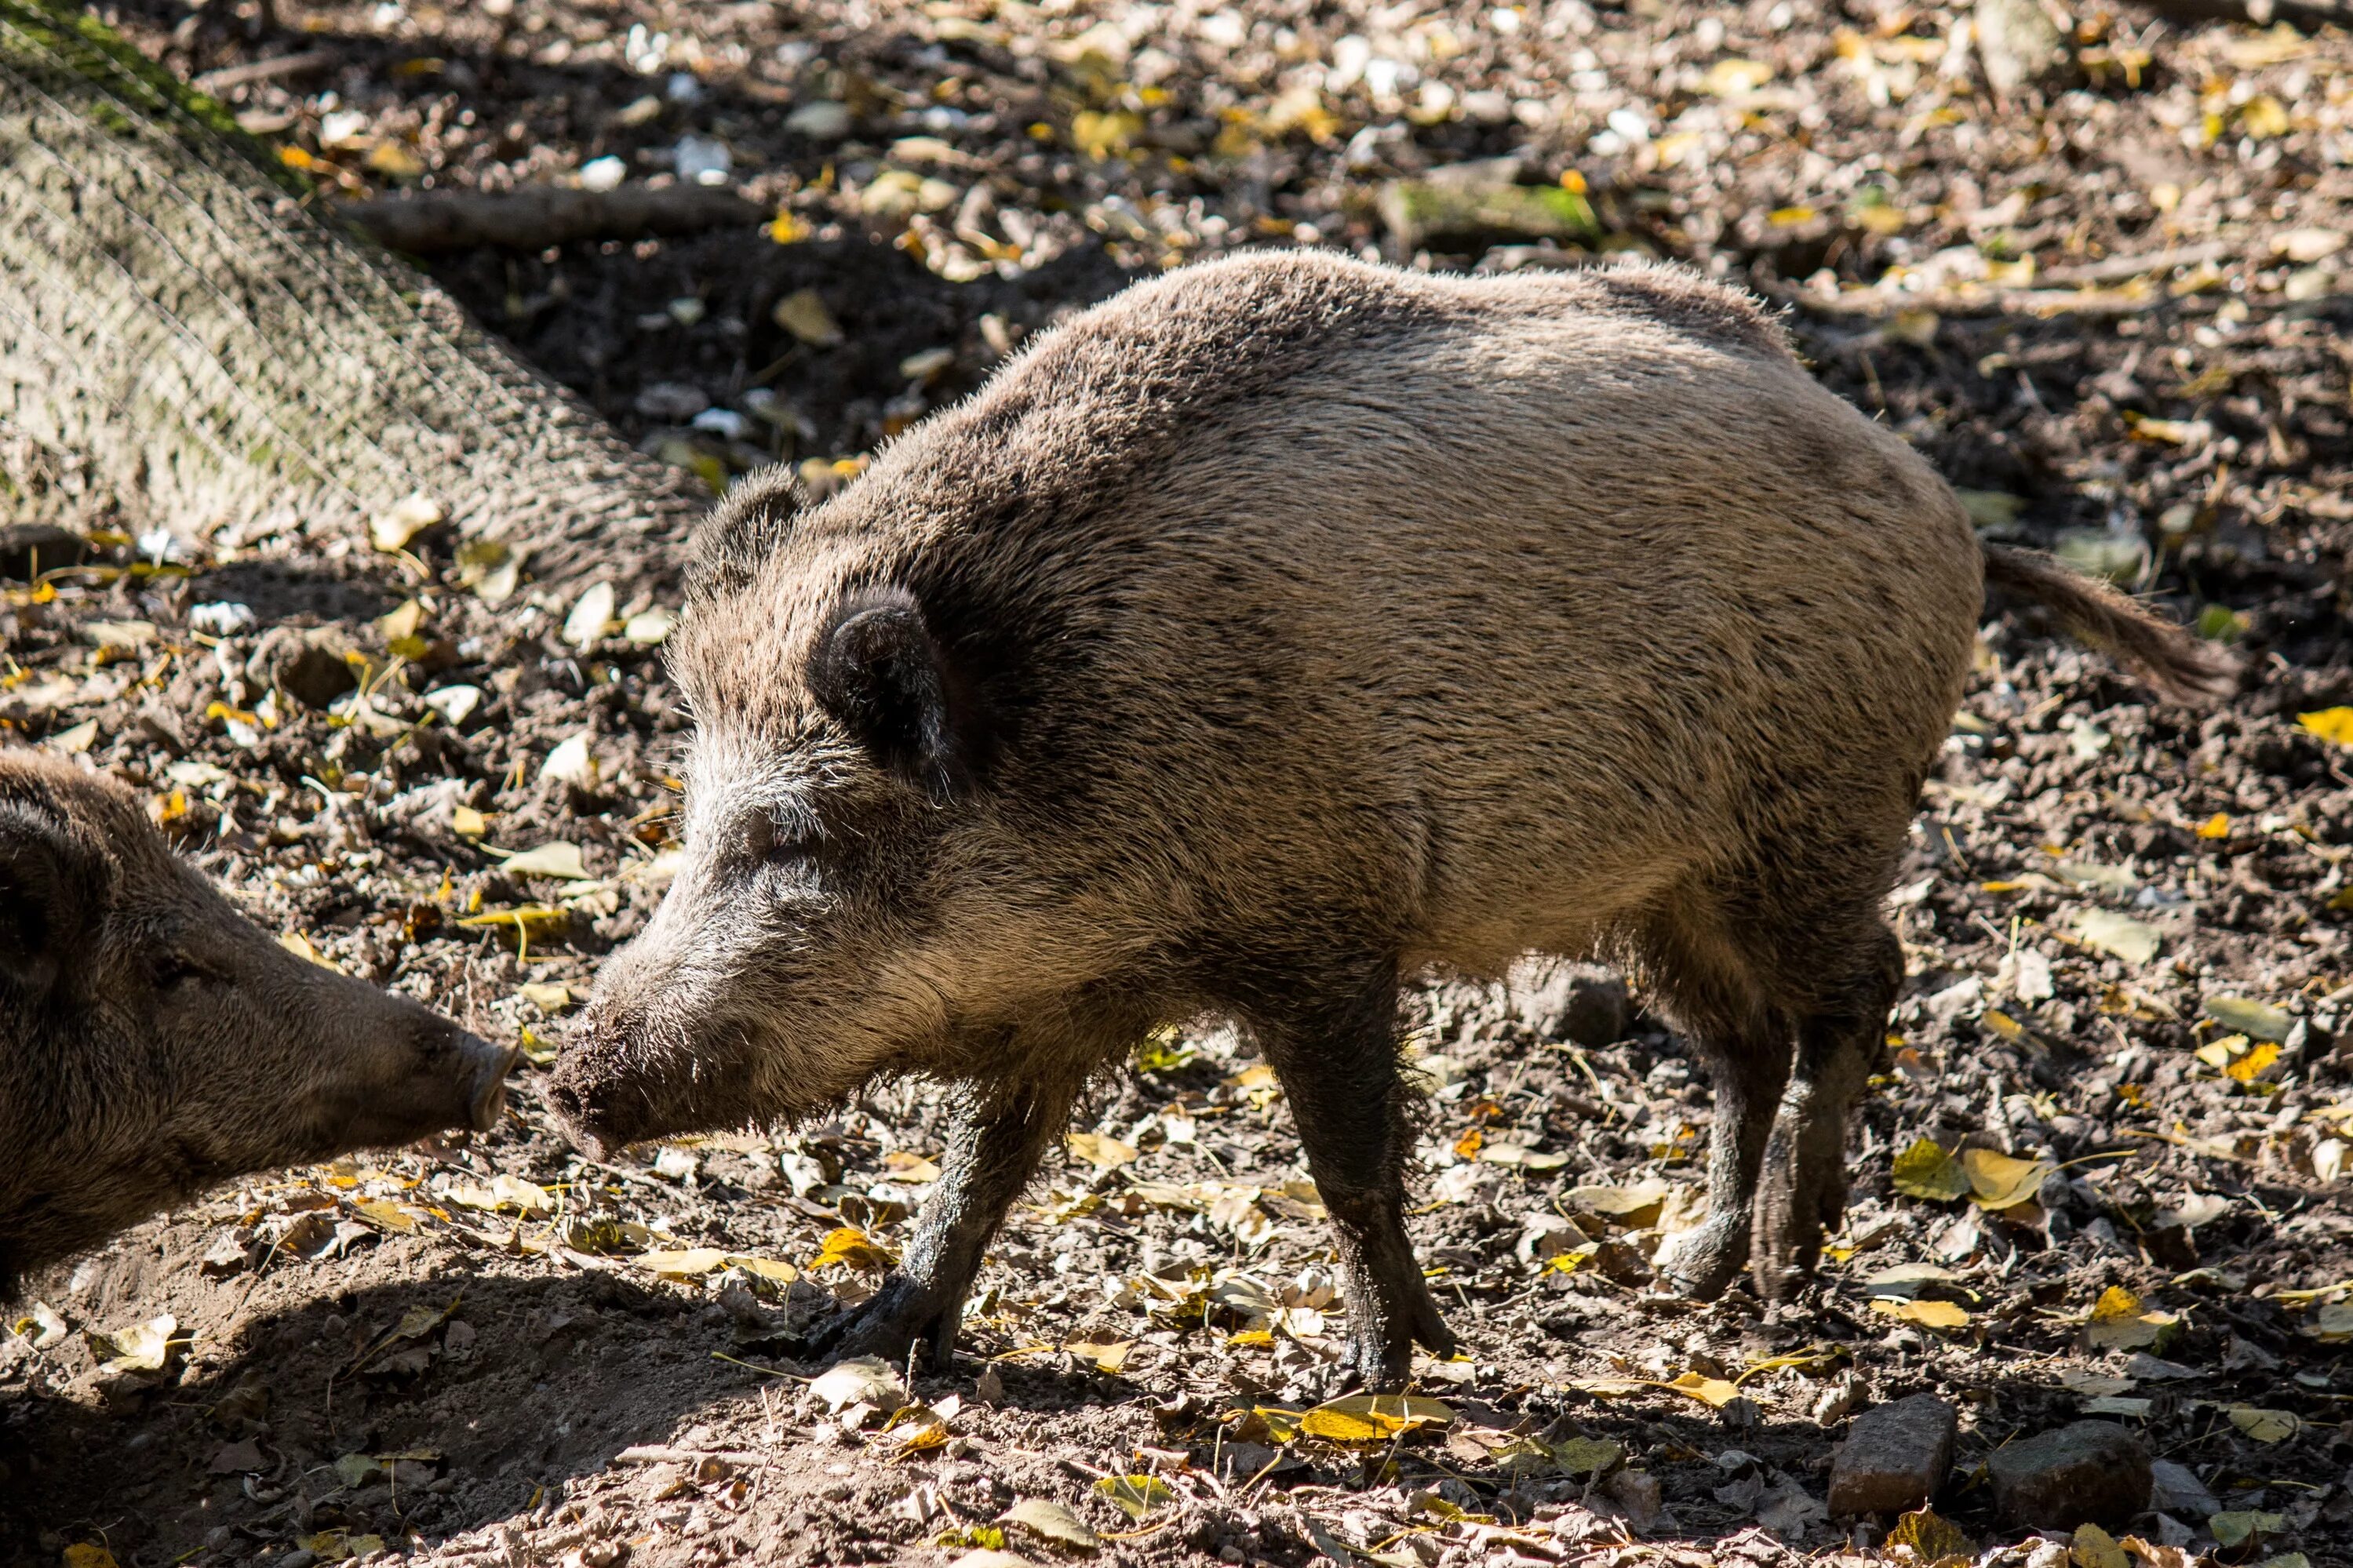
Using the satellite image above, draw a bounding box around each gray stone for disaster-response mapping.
[1828,1393,1958,1517]
[2149,1458,2219,1519]
[1987,1421,2152,1530]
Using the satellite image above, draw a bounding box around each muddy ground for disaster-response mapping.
[5,0,2353,1564]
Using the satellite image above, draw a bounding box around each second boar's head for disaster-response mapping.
[0,749,513,1293]
[551,469,1100,1157]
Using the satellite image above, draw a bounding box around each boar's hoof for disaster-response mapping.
[802,1273,963,1370]
[1651,1216,1749,1302]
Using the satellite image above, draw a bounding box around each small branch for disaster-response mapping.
[612,1444,774,1468]
[191,48,339,93]
[344,183,763,254]
[2037,240,2236,288]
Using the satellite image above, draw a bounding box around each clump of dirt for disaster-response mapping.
[5,0,2352,1564]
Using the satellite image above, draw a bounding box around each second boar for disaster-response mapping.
[0,748,513,1295]
[552,251,2231,1387]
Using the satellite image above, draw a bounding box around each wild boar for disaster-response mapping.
[551,250,2231,1387]
[0,748,512,1295]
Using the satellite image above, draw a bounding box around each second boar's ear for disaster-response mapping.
[689,465,803,601]
[0,801,89,999]
[810,588,982,800]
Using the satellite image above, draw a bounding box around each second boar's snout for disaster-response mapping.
[457,1029,515,1133]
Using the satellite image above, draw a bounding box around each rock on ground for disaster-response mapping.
[1828,1392,1958,1517]
[1987,1421,2153,1530]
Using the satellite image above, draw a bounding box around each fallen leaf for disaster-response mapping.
[88,1314,177,1373]
[2085,1286,2178,1352]
[2205,995,2293,1041]
[61,1546,121,1568]
[495,842,591,880]
[520,981,574,1012]
[2224,1042,2282,1083]
[949,1552,1036,1568]
[1062,1331,1133,1374]
[563,581,615,651]
[1092,1474,1174,1520]
[539,734,599,789]
[446,1173,552,1215]
[2210,1511,2288,1549]
[2196,813,2231,839]
[1000,1497,1099,1552]
[1299,1393,1454,1441]
[1885,1507,1969,1563]
[772,289,843,346]
[2227,1406,2300,1443]
[2078,908,2162,967]
[2299,708,2353,746]
[1871,1298,1971,1330]
[807,1226,897,1273]
[1892,1139,1971,1202]
[1663,1371,1743,1407]
[351,1199,421,1234]
[279,931,342,971]
[371,493,443,553]
[637,1247,731,1278]
[810,1355,906,1413]
[8,1301,68,1348]
[1961,1147,2054,1210]
[2074,1524,2129,1568]
[1479,1142,1568,1170]
[1065,1132,1138,1170]
[451,804,489,839]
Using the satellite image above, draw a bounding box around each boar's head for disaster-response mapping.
[0,750,512,1292]
[552,471,1099,1157]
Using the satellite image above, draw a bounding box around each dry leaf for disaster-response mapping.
[1885,1506,1970,1563]
[637,1247,732,1278]
[2074,1523,2129,1568]
[772,289,843,346]
[1663,1371,1743,1407]
[807,1226,897,1272]
[452,804,489,839]
[446,1174,552,1215]
[1872,1298,1971,1330]
[279,932,342,972]
[2078,908,2162,967]
[2205,995,2293,1041]
[1961,1147,2054,1210]
[539,735,599,789]
[2210,1511,2288,1549]
[1299,1393,1454,1441]
[496,841,591,880]
[2227,1406,2300,1443]
[89,1314,177,1373]
[1092,1475,1174,1520]
[351,1199,421,1234]
[1000,1497,1099,1552]
[1062,1332,1134,1374]
[2224,1042,2282,1083]
[520,981,574,1013]
[371,493,443,553]
[2085,1285,2178,1352]
[63,1546,122,1568]
[1064,1132,1138,1170]
[563,581,615,651]
[809,1355,905,1413]
[1892,1139,1971,1202]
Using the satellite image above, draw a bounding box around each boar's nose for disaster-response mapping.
[457,1029,517,1133]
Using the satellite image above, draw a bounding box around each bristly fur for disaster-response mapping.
[1982,544,2239,703]
[562,249,2240,1379]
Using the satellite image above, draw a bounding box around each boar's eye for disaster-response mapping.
[153,953,208,991]
[746,811,822,867]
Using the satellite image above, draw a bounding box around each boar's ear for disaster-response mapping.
[0,800,90,999]
[689,465,805,602]
[810,587,982,800]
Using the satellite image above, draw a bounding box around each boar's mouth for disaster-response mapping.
[544,1050,764,1162]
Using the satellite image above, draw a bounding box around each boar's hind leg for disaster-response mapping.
[1751,922,1903,1301]
[1647,975,1792,1301]
[808,1077,1075,1367]
[1246,956,1455,1391]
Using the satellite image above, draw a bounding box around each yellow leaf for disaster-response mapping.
[351,1199,421,1234]
[1886,1506,1971,1563]
[2085,1285,2179,1351]
[1299,1393,1455,1441]
[2225,1042,2282,1083]
[1892,1139,1972,1202]
[2300,708,2353,746]
[1769,206,1817,226]
[2227,1406,2300,1443]
[520,981,574,1013]
[446,1174,552,1215]
[2078,908,2162,967]
[454,905,570,937]
[452,804,489,839]
[2239,94,2291,137]
[1062,1331,1134,1374]
[1070,109,1142,160]
[1703,58,1774,95]
[2196,813,2231,839]
[1961,1147,2054,1210]
[1872,1297,1971,1330]
[366,140,424,177]
[1064,1132,1138,1170]
[89,1313,177,1372]
[771,288,843,347]
[1452,1126,1484,1160]
[1663,1371,1743,1407]
[638,1247,730,1277]
[63,1546,122,1568]
[1981,1008,2025,1040]
[767,209,810,244]
[807,1226,896,1273]
[279,932,342,972]
[2074,1523,2129,1568]
[370,493,444,553]
[2205,995,2293,1041]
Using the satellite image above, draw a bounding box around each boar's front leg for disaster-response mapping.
[809,1077,1074,1368]
[1244,957,1456,1391]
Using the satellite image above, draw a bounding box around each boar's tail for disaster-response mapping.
[1980,543,2239,705]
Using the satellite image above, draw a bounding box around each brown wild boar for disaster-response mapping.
[0,748,512,1295]
[551,250,2231,1387]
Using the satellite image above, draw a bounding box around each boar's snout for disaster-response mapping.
[545,1004,759,1160]
[330,1002,515,1150]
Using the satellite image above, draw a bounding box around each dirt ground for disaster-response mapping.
[6,0,2353,1564]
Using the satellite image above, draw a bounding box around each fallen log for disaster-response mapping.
[347,180,763,255]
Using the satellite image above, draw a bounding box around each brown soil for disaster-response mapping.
[5,2,2353,1566]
